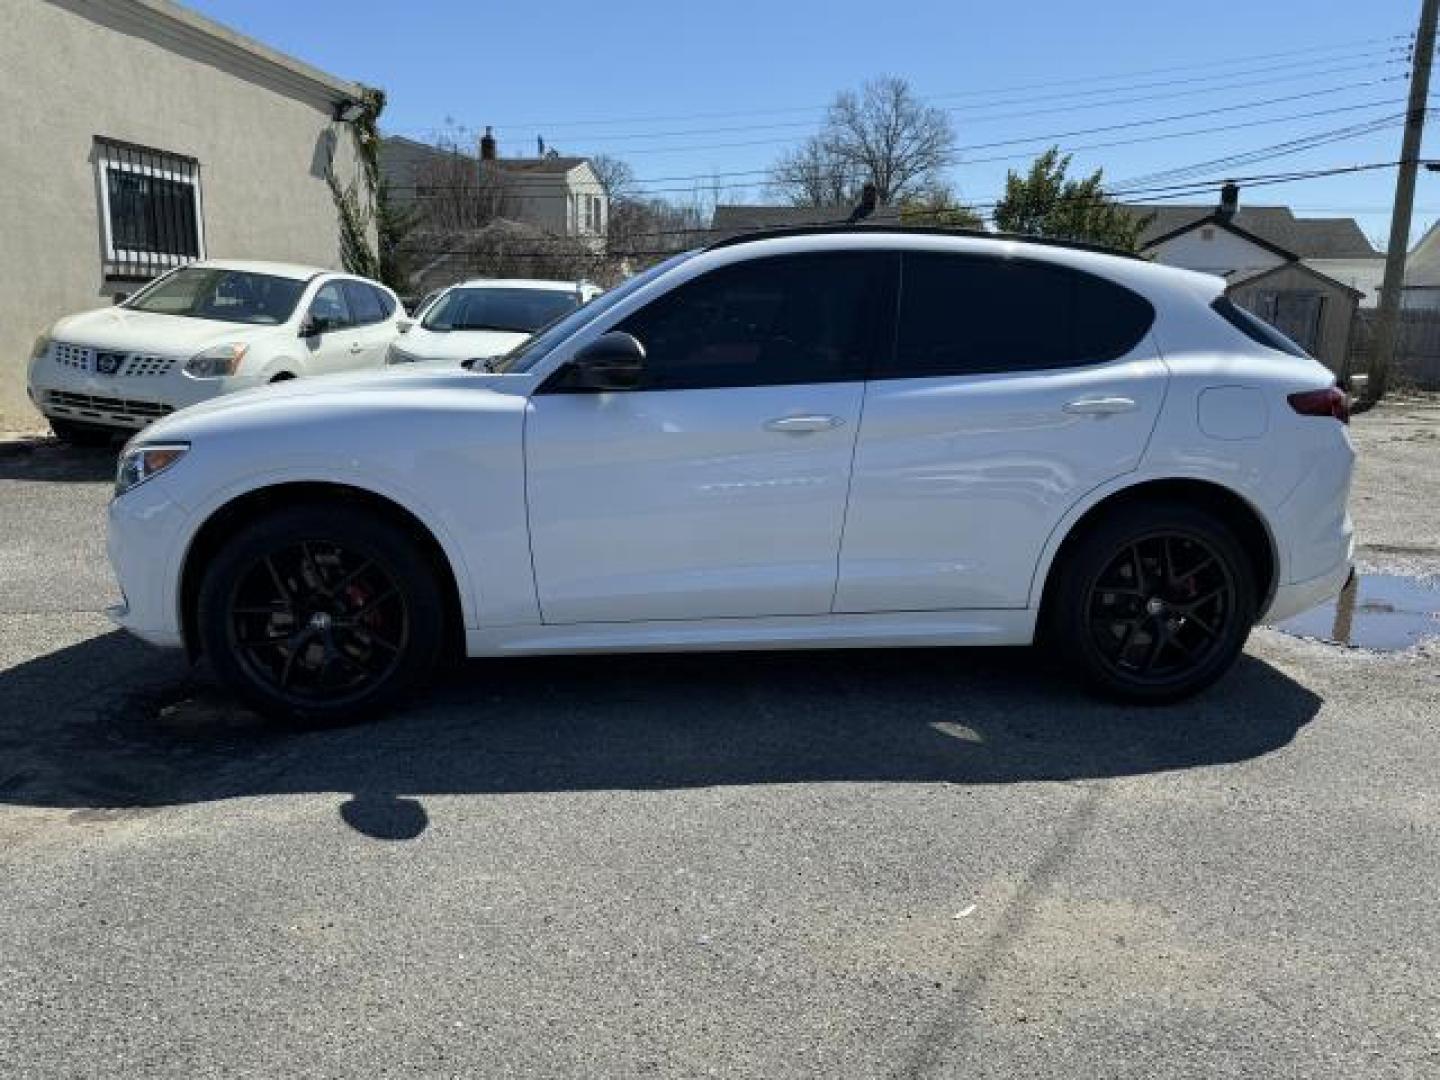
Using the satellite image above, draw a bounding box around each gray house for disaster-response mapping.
[0,0,370,428]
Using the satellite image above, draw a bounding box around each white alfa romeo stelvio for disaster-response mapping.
[106,227,1355,723]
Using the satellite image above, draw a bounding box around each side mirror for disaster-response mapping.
[397,317,415,334]
[299,315,330,338]
[564,331,646,390]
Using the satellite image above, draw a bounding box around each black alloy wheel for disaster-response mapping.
[227,541,409,706]
[1047,502,1257,702]
[198,505,444,723]
[1085,532,1235,685]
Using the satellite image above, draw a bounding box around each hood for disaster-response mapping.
[136,363,527,442]
[397,326,530,362]
[51,306,284,355]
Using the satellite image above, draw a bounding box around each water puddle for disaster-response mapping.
[1270,573,1440,651]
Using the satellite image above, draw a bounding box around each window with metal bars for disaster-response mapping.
[95,137,205,280]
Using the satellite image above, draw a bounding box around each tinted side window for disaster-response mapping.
[371,285,397,319]
[885,253,1154,378]
[614,252,891,390]
[308,282,353,329]
[343,281,386,326]
[1211,296,1310,358]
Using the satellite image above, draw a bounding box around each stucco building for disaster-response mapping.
[0,0,370,427]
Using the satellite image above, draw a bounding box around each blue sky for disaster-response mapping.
[187,0,1435,247]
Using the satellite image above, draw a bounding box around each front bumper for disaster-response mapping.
[106,477,188,648]
[30,353,261,431]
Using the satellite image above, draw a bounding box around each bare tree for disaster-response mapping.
[768,138,860,207]
[585,154,712,259]
[410,134,515,233]
[589,154,637,201]
[769,76,955,207]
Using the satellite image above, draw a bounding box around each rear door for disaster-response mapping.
[835,251,1167,612]
[525,251,894,624]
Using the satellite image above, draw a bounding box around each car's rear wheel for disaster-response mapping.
[1046,502,1256,703]
[197,505,444,724]
[49,418,116,446]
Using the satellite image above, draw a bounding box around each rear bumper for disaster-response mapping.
[1263,556,1353,625]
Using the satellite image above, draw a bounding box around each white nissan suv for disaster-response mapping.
[106,228,1355,722]
[28,260,403,443]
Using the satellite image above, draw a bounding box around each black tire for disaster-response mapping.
[268,373,296,384]
[49,419,117,446]
[1045,501,1257,703]
[196,504,444,724]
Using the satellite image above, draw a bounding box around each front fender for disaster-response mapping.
[170,464,484,635]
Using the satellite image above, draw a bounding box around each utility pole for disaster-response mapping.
[1368,0,1439,402]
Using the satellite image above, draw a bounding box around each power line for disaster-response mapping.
[394,50,1405,147]
[599,70,1405,158]
[430,34,1409,132]
[1114,117,1406,188]
[387,100,1408,200]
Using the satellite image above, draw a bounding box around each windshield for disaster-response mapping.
[489,254,694,373]
[125,267,307,325]
[422,287,584,334]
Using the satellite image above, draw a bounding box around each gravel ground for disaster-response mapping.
[0,404,1436,1079]
[1349,395,1440,575]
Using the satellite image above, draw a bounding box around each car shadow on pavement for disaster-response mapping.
[0,439,117,482]
[0,630,1323,839]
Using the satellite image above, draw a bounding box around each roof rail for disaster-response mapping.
[703,222,1142,260]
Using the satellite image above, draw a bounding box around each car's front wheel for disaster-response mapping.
[197,504,444,724]
[1046,502,1257,703]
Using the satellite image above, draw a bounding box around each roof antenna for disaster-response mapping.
[847,182,878,224]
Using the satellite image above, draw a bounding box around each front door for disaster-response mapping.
[836,251,1169,612]
[302,281,364,375]
[341,280,398,370]
[525,251,894,624]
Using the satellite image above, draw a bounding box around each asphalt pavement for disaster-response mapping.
[0,411,1436,1079]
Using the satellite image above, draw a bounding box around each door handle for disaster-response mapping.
[349,342,364,353]
[1063,396,1137,416]
[764,414,845,433]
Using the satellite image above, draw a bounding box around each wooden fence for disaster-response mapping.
[1346,309,1440,390]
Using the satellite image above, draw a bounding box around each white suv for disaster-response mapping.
[28,260,403,443]
[386,278,602,366]
[106,228,1355,722]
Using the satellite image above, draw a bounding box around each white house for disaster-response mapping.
[0,0,371,428]
[1127,189,1373,373]
[380,131,608,246]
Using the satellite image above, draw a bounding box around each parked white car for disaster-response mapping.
[28,260,403,443]
[386,278,602,366]
[107,228,1354,723]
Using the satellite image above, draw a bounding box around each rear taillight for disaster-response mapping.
[1287,386,1349,424]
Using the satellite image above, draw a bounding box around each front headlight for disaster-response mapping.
[30,333,52,362]
[386,343,420,365]
[185,343,250,378]
[115,443,189,497]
